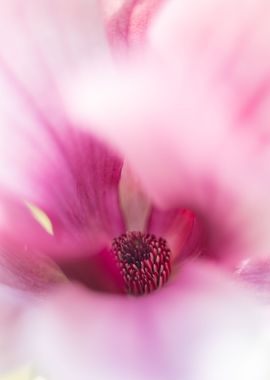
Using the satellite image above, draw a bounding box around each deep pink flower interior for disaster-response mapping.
[1,1,270,379]
[0,0,266,296]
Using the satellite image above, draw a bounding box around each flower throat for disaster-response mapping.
[112,231,171,295]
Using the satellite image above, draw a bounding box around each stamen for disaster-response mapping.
[112,231,171,295]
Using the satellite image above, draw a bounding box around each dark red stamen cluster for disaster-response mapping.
[112,231,171,295]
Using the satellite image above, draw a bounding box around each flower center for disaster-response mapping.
[112,231,171,295]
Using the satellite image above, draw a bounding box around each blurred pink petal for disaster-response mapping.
[0,0,270,379]
[0,192,56,252]
[0,234,65,292]
[65,0,270,268]
[0,0,125,255]
[0,285,35,373]
[102,0,164,48]
[236,259,270,303]
[24,263,270,380]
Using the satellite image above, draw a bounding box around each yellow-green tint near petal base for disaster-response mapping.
[0,366,46,380]
[25,202,54,236]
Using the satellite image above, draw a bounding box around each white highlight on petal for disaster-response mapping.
[25,203,53,236]
[196,321,270,380]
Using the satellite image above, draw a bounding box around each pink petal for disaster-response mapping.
[236,259,270,303]
[23,263,270,380]
[102,0,164,48]
[0,192,56,253]
[118,162,151,231]
[147,208,202,262]
[58,247,125,294]
[65,0,270,267]
[0,234,66,292]
[0,0,125,255]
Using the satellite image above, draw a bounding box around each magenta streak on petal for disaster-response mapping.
[0,56,125,253]
[217,25,270,127]
[238,77,270,123]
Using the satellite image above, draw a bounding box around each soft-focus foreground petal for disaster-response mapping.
[66,0,270,266]
[21,263,270,380]
[0,286,35,374]
[0,366,34,380]
[0,0,125,254]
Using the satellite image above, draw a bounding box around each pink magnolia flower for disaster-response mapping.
[1,0,270,379]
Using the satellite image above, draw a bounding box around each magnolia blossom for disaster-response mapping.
[1,0,270,379]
